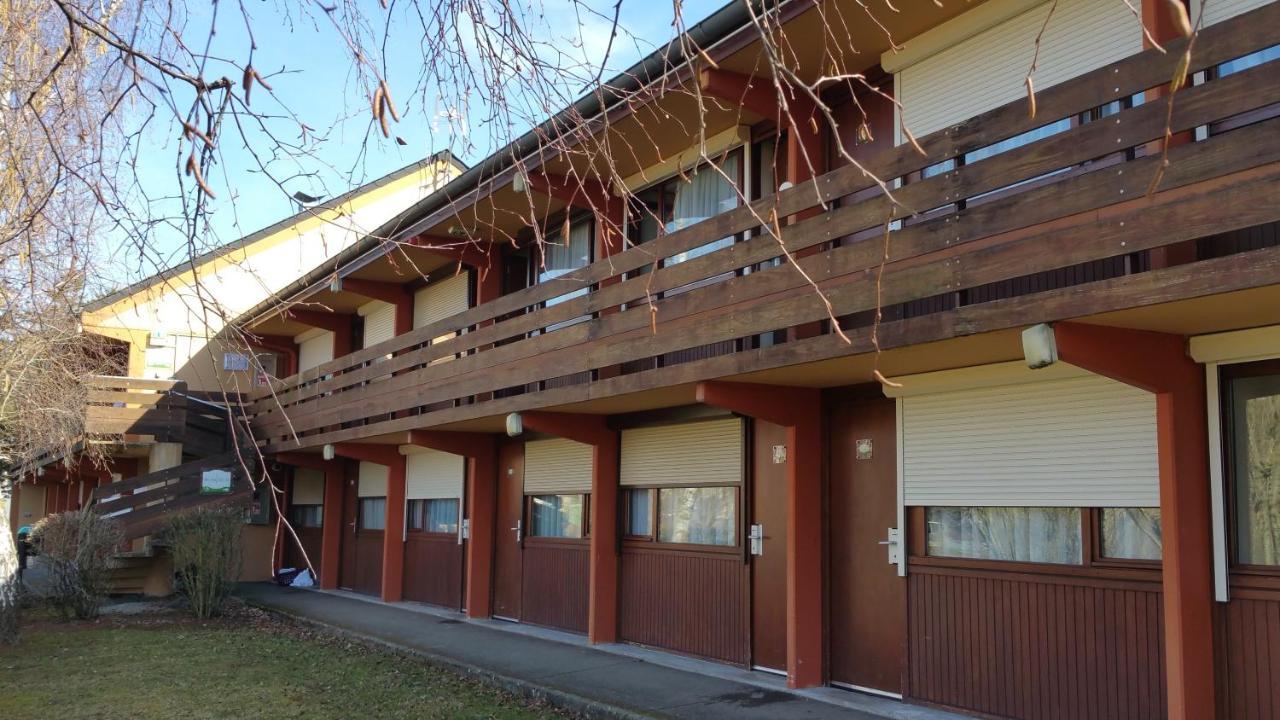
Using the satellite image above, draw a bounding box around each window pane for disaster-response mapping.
[926,507,1081,564]
[290,505,322,528]
[359,497,386,531]
[627,489,652,536]
[539,220,591,306]
[1100,508,1162,561]
[658,487,736,546]
[425,499,460,534]
[406,499,425,530]
[665,156,739,265]
[1231,373,1280,565]
[529,494,584,538]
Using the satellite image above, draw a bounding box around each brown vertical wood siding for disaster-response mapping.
[403,534,463,609]
[284,527,323,574]
[908,566,1166,719]
[346,532,383,596]
[619,546,749,665]
[1218,591,1280,719]
[521,541,589,633]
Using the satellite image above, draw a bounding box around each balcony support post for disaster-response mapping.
[518,412,620,644]
[405,431,499,618]
[1047,321,1215,720]
[695,381,824,689]
[331,444,406,602]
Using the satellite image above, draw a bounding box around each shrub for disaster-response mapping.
[165,506,243,619]
[29,511,123,620]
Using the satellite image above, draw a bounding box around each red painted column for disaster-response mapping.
[694,381,825,688]
[381,457,407,602]
[465,447,498,617]
[320,463,345,590]
[1051,322,1214,720]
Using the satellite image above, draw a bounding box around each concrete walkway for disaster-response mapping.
[238,583,968,720]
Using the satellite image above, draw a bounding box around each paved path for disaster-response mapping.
[238,583,967,720]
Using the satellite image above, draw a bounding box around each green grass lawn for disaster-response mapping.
[0,608,567,720]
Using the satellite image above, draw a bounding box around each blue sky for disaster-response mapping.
[113,0,728,284]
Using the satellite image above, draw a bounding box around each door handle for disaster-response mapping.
[748,523,764,556]
[511,519,523,543]
[880,527,901,565]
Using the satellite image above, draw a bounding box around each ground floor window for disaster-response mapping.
[407,498,459,534]
[1226,364,1280,566]
[290,504,323,528]
[926,507,1082,564]
[359,497,386,531]
[529,494,585,538]
[1099,507,1162,561]
[657,486,737,546]
[624,488,653,538]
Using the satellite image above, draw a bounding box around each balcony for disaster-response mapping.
[248,4,1280,452]
[85,376,235,457]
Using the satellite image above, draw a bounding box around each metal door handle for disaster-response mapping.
[511,519,523,543]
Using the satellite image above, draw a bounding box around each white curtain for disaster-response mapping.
[926,507,1081,564]
[1101,507,1162,560]
[658,486,736,546]
[665,156,739,265]
[1233,374,1280,565]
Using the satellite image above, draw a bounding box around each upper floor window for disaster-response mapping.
[1225,362,1280,566]
[538,219,592,305]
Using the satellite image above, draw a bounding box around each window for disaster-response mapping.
[1228,369,1280,565]
[1099,508,1162,561]
[664,155,740,265]
[538,219,591,305]
[407,498,459,534]
[925,507,1082,565]
[529,494,585,538]
[625,488,653,537]
[359,497,386,531]
[290,505,323,528]
[658,486,737,546]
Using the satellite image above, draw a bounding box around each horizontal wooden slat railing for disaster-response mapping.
[85,375,188,439]
[89,452,255,541]
[249,3,1280,452]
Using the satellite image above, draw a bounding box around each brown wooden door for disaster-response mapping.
[751,420,788,673]
[492,441,524,620]
[339,463,359,589]
[829,396,907,695]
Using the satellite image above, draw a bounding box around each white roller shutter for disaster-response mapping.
[357,462,389,497]
[897,0,1143,139]
[414,272,470,329]
[524,438,593,494]
[359,300,396,349]
[296,330,334,373]
[292,468,325,505]
[620,418,743,487]
[404,449,465,500]
[1193,0,1270,26]
[900,374,1159,507]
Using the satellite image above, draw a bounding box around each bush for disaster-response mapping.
[29,511,123,620]
[164,506,242,619]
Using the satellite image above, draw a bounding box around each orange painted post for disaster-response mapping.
[404,430,499,618]
[519,412,620,643]
[382,457,407,602]
[1051,322,1215,720]
[694,381,825,688]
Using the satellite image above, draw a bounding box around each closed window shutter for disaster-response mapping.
[292,468,325,505]
[524,438,593,494]
[404,449,465,500]
[359,300,396,348]
[296,331,334,373]
[899,0,1142,139]
[414,273,470,329]
[357,462,389,497]
[901,375,1159,507]
[620,418,743,487]
[1194,0,1269,26]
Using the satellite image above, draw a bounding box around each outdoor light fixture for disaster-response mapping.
[329,275,343,293]
[322,443,336,461]
[1022,323,1059,369]
[505,412,523,437]
[511,172,528,194]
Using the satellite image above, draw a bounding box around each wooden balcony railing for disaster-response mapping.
[249,3,1280,453]
[89,452,255,541]
[86,376,189,440]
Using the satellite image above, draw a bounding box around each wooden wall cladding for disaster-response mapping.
[403,535,463,609]
[908,566,1166,719]
[285,527,323,574]
[345,532,383,596]
[619,547,749,665]
[1217,592,1280,719]
[521,542,589,633]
